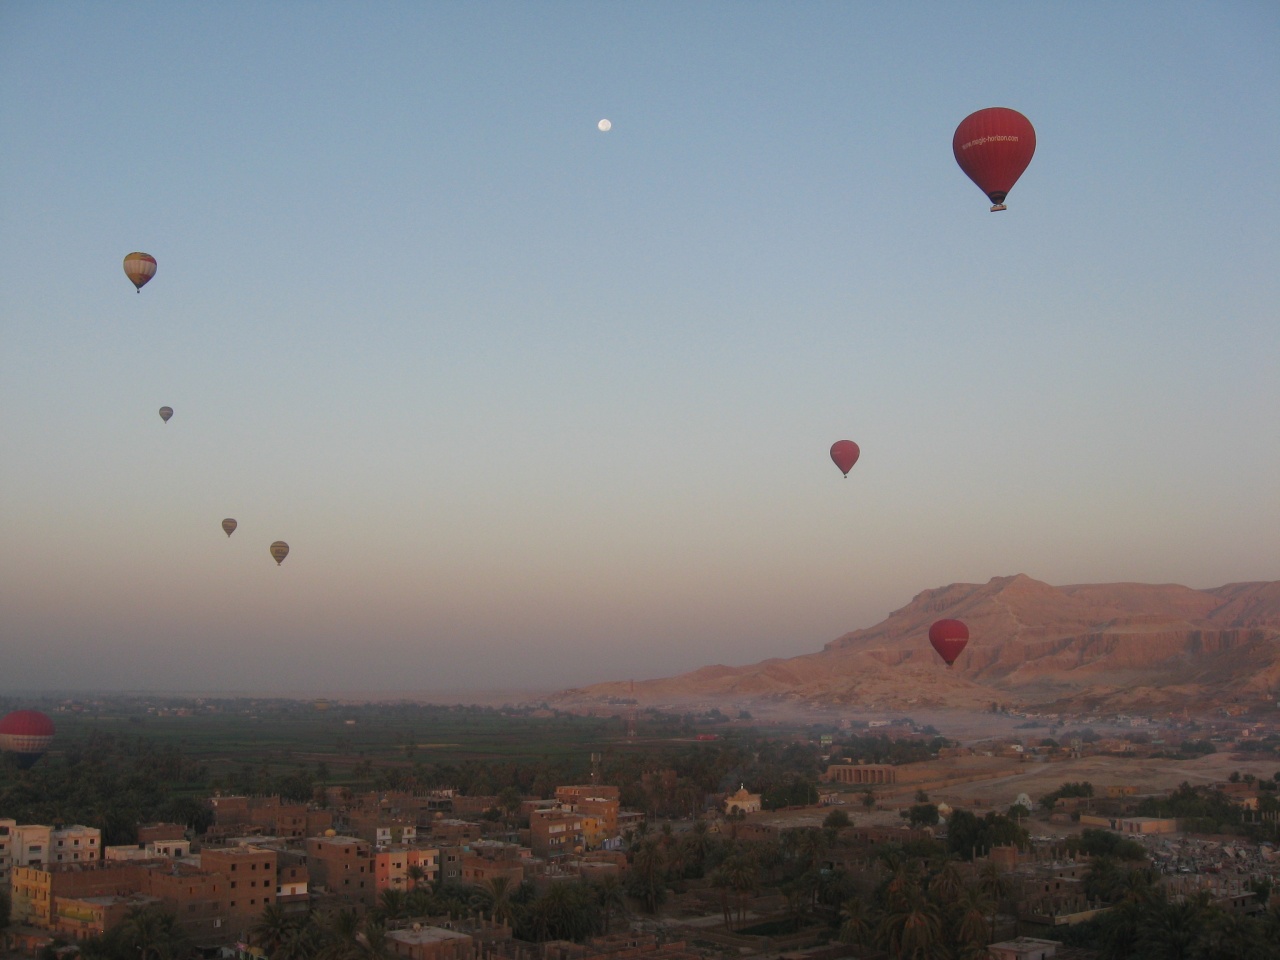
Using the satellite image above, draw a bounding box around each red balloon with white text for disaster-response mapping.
[929,618,969,667]
[952,108,1036,211]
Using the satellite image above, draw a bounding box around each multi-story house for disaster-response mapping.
[1,822,101,884]
[275,851,310,913]
[305,835,374,904]
[529,810,584,859]
[372,844,439,893]
[201,845,278,941]
[10,861,149,929]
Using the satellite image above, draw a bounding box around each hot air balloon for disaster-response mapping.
[0,710,55,769]
[159,406,173,423]
[222,519,237,537]
[952,108,1036,211]
[830,440,860,478]
[928,619,969,667]
[270,541,289,565]
[123,252,157,292]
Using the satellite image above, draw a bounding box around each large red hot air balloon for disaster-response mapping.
[952,108,1036,211]
[830,440,860,478]
[0,710,55,769]
[928,619,969,667]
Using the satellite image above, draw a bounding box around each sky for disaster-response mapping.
[2,2,1277,696]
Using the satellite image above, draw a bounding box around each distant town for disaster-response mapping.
[5,696,1280,960]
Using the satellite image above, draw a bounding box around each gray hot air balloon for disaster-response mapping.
[222,519,237,537]
[270,541,289,565]
[159,406,173,423]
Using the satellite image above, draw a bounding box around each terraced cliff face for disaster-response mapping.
[554,576,1280,714]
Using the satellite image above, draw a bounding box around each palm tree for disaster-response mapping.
[119,906,189,960]
[356,919,393,960]
[316,906,363,960]
[528,882,597,942]
[1197,906,1269,960]
[405,864,426,891]
[878,882,942,960]
[723,851,761,927]
[628,838,667,914]
[274,919,320,960]
[679,820,712,879]
[838,895,875,953]
[796,827,830,874]
[929,859,965,907]
[592,874,627,934]
[477,875,517,926]
[709,867,734,929]
[1136,892,1208,960]
[251,903,297,956]
[377,889,411,923]
[953,882,994,957]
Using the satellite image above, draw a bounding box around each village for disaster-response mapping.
[6,710,1280,960]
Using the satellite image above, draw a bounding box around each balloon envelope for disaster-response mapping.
[830,440,860,477]
[222,519,237,537]
[159,406,173,423]
[0,710,55,769]
[952,108,1036,210]
[929,619,970,666]
[123,252,157,291]
[270,541,289,565]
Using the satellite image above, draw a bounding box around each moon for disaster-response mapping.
[597,119,611,132]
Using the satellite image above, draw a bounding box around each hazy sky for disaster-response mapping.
[2,3,1277,696]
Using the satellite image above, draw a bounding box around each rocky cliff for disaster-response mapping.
[555,575,1280,714]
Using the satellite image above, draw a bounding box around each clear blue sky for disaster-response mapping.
[2,2,1277,695]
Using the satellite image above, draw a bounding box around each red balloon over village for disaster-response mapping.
[928,619,970,667]
[0,710,55,769]
[952,108,1036,211]
[830,440,860,477]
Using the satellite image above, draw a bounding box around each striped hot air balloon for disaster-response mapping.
[0,710,55,769]
[123,252,157,291]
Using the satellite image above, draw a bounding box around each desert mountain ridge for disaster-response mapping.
[553,575,1280,715]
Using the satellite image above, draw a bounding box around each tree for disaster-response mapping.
[476,876,517,926]
[316,906,363,960]
[1136,892,1208,960]
[954,882,995,955]
[251,903,297,956]
[878,882,942,960]
[722,851,761,927]
[592,874,627,934]
[118,906,190,960]
[627,838,667,913]
[907,803,939,828]
[838,895,875,951]
[823,808,851,830]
